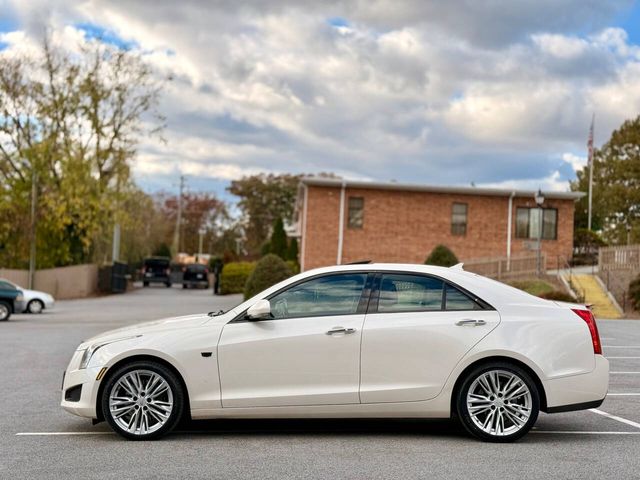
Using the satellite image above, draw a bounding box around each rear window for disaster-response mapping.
[144,259,170,268]
[0,281,16,290]
[186,264,207,272]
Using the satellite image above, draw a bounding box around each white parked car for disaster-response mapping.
[0,279,54,314]
[61,263,608,442]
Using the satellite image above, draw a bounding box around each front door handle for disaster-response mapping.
[455,319,486,326]
[326,327,357,335]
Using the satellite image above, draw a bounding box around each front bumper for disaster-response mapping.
[44,298,55,309]
[544,354,609,411]
[60,350,102,419]
[14,300,27,313]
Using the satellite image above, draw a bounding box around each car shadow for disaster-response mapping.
[171,418,468,439]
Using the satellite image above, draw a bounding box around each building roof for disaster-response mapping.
[300,177,585,200]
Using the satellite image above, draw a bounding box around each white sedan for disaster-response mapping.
[61,263,608,442]
[1,279,55,314]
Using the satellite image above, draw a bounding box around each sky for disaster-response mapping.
[1,0,640,200]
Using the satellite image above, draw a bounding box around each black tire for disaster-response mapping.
[0,300,11,321]
[143,282,149,287]
[456,362,539,443]
[166,282,172,288]
[27,299,44,314]
[182,284,188,289]
[102,360,185,440]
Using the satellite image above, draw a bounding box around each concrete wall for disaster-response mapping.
[301,185,575,271]
[0,264,98,299]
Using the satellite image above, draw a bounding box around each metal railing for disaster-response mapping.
[556,255,585,303]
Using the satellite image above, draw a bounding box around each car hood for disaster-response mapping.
[81,313,212,347]
[21,288,52,298]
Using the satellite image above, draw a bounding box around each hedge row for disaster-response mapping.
[219,262,256,294]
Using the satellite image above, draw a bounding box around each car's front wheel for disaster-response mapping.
[27,299,44,314]
[102,361,184,440]
[456,362,539,442]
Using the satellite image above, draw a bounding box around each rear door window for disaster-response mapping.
[376,274,444,313]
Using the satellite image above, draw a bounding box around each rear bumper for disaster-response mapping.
[543,355,609,412]
[142,275,171,284]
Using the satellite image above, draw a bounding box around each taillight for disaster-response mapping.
[572,308,602,355]
[141,267,146,274]
[165,268,171,275]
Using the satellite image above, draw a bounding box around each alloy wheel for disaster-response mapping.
[108,369,174,436]
[466,369,532,437]
[28,300,43,314]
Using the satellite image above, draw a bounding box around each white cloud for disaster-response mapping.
[562,152,587,172]
[1,0,639,194]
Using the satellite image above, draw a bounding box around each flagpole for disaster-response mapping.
[587,113,595,231]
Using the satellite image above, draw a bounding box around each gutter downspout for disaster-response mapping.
[337,181,346,265]
[507,190,515,271]
[300,184,308,272]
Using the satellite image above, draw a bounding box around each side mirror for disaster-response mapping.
[246,299,271,320]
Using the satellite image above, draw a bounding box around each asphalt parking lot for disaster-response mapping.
[1,286,639,479]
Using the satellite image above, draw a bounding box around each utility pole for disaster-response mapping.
[172,175,185,257]
[112,171,121,263]
[28,168,37,289]
[587,113,595,231]
[197,228,206,262]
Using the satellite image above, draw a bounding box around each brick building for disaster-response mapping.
[294,177,583,272]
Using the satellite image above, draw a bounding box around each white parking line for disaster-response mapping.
[15,430,640,437]
[606,357,640,359]
[589,409,640,430]
[607,393,640,396]
[531,431,640,435]
[611,372,640,374]
[15,432,113,436]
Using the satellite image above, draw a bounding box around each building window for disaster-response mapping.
[348,197,364,228]
[516,207,557,240]
[451,203,468,236]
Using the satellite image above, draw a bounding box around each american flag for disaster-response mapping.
[587,113,595,167]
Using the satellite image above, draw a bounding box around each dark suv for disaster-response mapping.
[182,263,209,289]
[141,257,172,287]
[0,279,26,321]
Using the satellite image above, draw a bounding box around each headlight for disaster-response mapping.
[79,335,141,369]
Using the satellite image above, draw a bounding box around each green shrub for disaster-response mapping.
[630,275,640,311]
[286,260,300,275]
[286,237,299,262]
[425,245,459,267]
[539,290,576,302]
[219,262,256,294]
[508,279,555,297]
[244,254,292,299]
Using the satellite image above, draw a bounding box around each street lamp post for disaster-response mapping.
[534,189,545,277]
[627,223,632,246]
[197,228,206,262]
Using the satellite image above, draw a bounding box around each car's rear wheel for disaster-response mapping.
[27,299,44,314]
[143,281,149,287]
[102,361,184,440]
[0,301,11,321]
[456,362,539,443]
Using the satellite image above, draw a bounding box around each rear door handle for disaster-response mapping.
[326,327,357,335]
[455,319,486,326]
